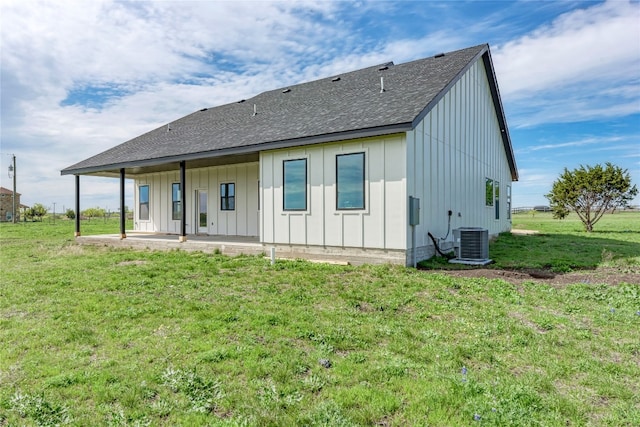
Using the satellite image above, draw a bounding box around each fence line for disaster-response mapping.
[511,206,639,214]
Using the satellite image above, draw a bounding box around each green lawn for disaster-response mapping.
[421,211,640,272]
[0,217,639,426]
[494,211,640,271]
[511,210,640,234]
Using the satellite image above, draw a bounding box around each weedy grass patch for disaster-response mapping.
[496,211,640,271]
[421,211,640,272]
[1,219,639,426]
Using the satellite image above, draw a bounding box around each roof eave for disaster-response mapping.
[60,123,412,176]
[411,44,490,130]
[409,44,518,182]
[481,49,519,181]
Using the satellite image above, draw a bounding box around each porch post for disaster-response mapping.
[179,160,187,242]
[74,175,81,237]
[119,168,126,239]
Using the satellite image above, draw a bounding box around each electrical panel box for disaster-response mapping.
[409,197,420,226]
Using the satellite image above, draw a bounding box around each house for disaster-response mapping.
[61,43,518,266]
[0,187,23,222]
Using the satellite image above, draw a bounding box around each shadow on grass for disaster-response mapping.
[420,231,640,273]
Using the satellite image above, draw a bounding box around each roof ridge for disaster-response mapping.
[61,43,517,179]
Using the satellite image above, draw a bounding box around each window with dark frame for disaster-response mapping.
[485,178,494,207]
[336,152,365,210]
[220,183,235,211]
[139,185,149,221]
[507,185,512,219]
[283,158,307,211]
[495,181,500,220]
[171,183,181,220]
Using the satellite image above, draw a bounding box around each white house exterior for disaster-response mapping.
[62,44,517,266]
[134,162,260,237]
[406,57,514,261]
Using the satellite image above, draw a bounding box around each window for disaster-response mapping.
[139,185,149,221]
[283,159,307,210]
[485,178,494,207]
[336,152,365,210]
[506,185,512,219]
[495,181,500,220]
[220,183,235,211]
[171,183,181,220]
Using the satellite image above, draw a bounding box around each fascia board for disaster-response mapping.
[61,124,411,176]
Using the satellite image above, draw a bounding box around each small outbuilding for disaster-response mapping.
[61,43,518,266]
[0,187,23,222]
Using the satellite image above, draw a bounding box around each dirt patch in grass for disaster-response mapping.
[116,260,148,266]
[508,311,549,334]
[438,266,639,286]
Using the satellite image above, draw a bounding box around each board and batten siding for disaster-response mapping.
[133,163,259,236]
[260,136,406,250]
[406,58,513,254]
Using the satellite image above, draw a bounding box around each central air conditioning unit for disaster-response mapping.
[449,227,491,265]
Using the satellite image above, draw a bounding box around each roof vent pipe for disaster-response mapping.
[253,104,257,116]
[380,77,385,93]
[167,123,171,132]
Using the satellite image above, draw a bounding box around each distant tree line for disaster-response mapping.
[21,205,130,221]
[23,203,48,221]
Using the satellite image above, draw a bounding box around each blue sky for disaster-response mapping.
[1,0,639,213]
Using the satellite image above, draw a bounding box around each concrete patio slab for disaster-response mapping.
[75,232,407,265]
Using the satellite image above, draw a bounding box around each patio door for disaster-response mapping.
[196,190,208,234]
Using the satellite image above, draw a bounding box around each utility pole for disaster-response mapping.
[12,155,16,223]
[7,155,16,223]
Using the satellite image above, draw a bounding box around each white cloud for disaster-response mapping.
[1,0,638,211]
[523,136,623,153]
[492,0,640,127]
[0,0,351,207]
[494,0,640,97]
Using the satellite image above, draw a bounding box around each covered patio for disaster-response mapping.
[74,232,396,265]
[76,232,263,257]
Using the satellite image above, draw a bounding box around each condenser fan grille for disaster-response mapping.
[450,227,491,265]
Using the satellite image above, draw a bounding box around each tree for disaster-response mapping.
[65,208,76,220]
[546,163,638,232]
[82,207,106,222]
[30,203,48,221]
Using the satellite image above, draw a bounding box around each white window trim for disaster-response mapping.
[280,154,310,215]
[171,182,182,222]
[485,177,494,208]
[138,184,151,223]
[283,157,309,213]
[334,148,370,215]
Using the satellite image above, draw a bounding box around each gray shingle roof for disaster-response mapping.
[61,43,516,179]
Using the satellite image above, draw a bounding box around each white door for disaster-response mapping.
[196,190,208,234]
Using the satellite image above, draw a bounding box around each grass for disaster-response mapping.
[0,216,639,426]
[422,211,640,272]
[497,211,640,271]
